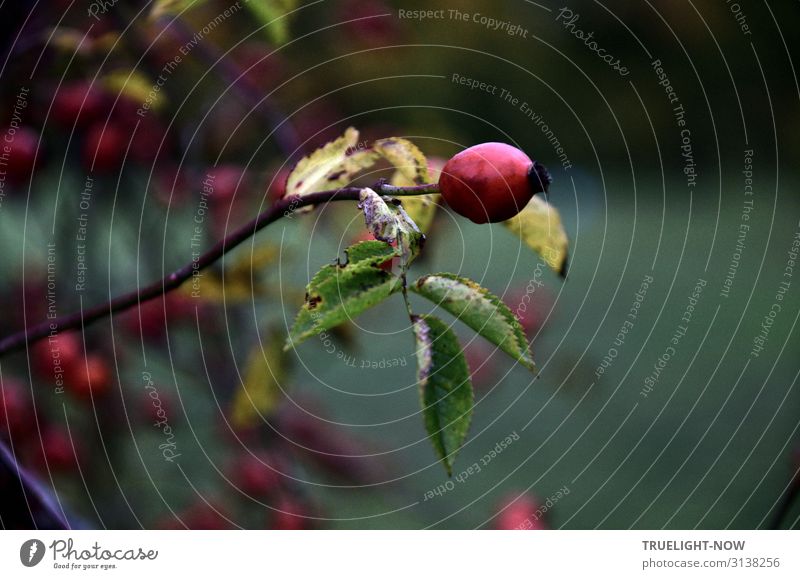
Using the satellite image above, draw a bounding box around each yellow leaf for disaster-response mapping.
[150,0,203,19]
[103,70,163,110]
[230,333,287,429]
[504,196,569,276]
[374,137,430,184]
[388,155,444,234]
[179,245,278,302]
[285,127,378,198]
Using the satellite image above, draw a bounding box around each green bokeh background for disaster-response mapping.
[1,0,798,528]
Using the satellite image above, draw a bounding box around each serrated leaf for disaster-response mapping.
[504,196,569,276]
[231,331,286,429]
[244,0,299,45]
[285,241,402,349]
[343,239,394,264]
[412,315,473,476]
[285,127,378,199]
[374,137,430,185]
[411,274,535,371]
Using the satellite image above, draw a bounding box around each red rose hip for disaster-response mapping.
[438,143,551,223]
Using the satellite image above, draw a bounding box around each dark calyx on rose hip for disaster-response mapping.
[438,142,551,224]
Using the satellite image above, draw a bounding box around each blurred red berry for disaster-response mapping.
[506,287,554,337]
[183,501,233,530]
[494,493,547,530]
[128,116,171,166]
[270,495,309,530]
[51,81,108,127]
[123,293,197,340]
[2,126,39,184]
[232,451,281,497]
[65,354,111,400]
[279,405,378,483]
[233,43,287,88]
[152,164,190,207]
[153,499,233,530]
[32,332,82,377]
[209,165,246,206]
[339,0,399,47]
[38,427,79,472]
[464,341,499,388]
[351,231,394,272]
[266,167,290,205]
[0,378,34,440]
[83,122,126,172]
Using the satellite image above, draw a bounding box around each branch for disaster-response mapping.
[0,182,439,357]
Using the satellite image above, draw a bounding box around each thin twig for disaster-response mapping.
[0,183,439,357]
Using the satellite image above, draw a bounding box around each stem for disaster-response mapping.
[0,183,439,357]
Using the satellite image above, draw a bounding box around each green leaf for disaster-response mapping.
[343,239,394,264]
[285,241,402,350]
[504,196,569,277]
[244,0,299,45]
[231,330,286,429]
[411,273,535,371]
[285,127,378,199]
[358,188,423,270]
[411,315,473,476]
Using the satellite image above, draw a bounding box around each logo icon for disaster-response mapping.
[20,539,46,567]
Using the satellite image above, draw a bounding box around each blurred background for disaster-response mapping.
[0,0,798,529]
